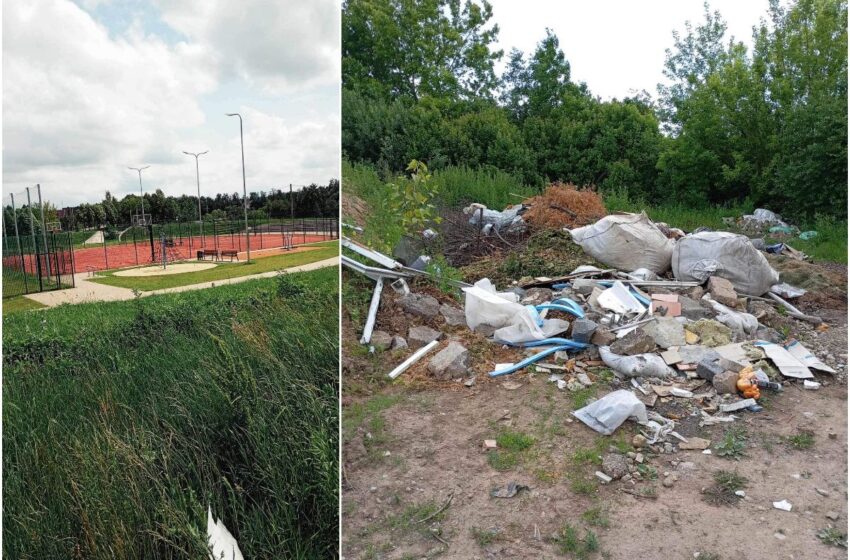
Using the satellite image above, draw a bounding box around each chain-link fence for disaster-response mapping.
[2,230,76,298]
[70,216,338,272]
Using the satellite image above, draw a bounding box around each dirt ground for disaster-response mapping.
[342,263,848,559]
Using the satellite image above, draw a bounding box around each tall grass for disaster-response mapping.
[3,268,339,559]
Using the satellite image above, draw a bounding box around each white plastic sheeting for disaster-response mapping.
[702,295,759,335]
[463,279,569,344]
[570,212,674,274]
[598,346,676,378]
[573,390,649,435]
[208,506,244,560]
[672,231,779,295]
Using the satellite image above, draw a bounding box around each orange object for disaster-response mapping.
[736,366,760,399]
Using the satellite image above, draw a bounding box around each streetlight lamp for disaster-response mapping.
[226,112,250,262]
[183,150,209,247]
[128,165,150,225]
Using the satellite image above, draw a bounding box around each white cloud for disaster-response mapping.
[156,0,340,93]
[2,0,340,206]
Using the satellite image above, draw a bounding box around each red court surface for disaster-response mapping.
[67,233,332,273]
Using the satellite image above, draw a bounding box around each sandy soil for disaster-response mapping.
[342,264,848,560]
[112,262,218,276]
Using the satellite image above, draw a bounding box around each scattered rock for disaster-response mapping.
[602,453,629,480]
[391,335,408,350]
[370,330,393,351]
[427,342,470,380]
[708,276,739,307]
[712,370,740,395]
[635,453,644,464]
[610,328,656,356]
[689,286,705,300]
[826,511,840,521]
[464,376,476,387]
[399,293,440,318]
[662,476,675,488]
[679,437,711,450]
[595,471,613,484]
[684,330,700,345]
[408,325,442,349]
[678,296,713,320]
[439,303,466,326]
[643,316,686,349]
[816,488,829,497]
[686,319,732,347]
[632,435,647,448]
[571,317,598,344]
[591,327,616,346]
[576,372,593,386]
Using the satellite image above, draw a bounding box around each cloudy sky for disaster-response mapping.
[490,0,772,100]
[3,0,340,207]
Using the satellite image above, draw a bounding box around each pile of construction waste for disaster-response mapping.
[343,207,837,460]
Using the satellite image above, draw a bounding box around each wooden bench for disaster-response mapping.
[198,249,218,261]
[220,249,239,262]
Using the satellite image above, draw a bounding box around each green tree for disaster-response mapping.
[342,0,503,101]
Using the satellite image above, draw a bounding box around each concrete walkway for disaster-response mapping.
[24,257,339,307]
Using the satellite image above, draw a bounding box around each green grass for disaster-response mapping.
[787,429,816,450]
[89,241,337,291]
[817,526,848,548]
[2,296,46,315]
[3,267,339,558]
[715,426,747,460]
[486,429,536,471]
[703,470,748,507]
[552,523,599,558]
[581,507,610,528]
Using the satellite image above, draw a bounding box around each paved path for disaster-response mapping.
[23,257,339,307]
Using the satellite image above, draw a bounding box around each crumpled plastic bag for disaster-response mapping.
[573,390,649,435]
[702,295,759,335]
[463,279,569,344]
[464,203,526,233]
[770,282,806,299]
[599,346,675,378]
[570,212,674,274]
[672,231,779,295]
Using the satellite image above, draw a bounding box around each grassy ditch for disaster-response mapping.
[3,267,339,558]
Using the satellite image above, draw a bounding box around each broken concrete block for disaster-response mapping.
[602,453,629,480]
[679,296,713,320]
[408,325,441,349]
[712,370,740,394]
[571,317,598,344]
[399,293,440,318]
[643,317,686,349]
[483,439,497,450]
[427,342,470,380]
[685,319,732,347]
[391,335,408,350]
[679,437,711,450]
[660,348,682,365]
[719,398,756,412]
[590,327,616,346]
[572,279,597,296]
[595,471,612,484]
[521,287,553,305]
[610,328,656,356]
[697,357,725,381]
[370,330,392,351]
[708,276,738,307]
[439,303,466,326]
[576,372,593,387]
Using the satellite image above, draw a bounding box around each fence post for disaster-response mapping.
[26,188,44,292]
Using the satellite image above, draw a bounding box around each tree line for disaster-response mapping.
[342,0,847,220]
[3,181,339,235]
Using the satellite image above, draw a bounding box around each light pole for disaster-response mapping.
[128,165,150,225]
[183,150,209,247]
[226,112,250,262]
